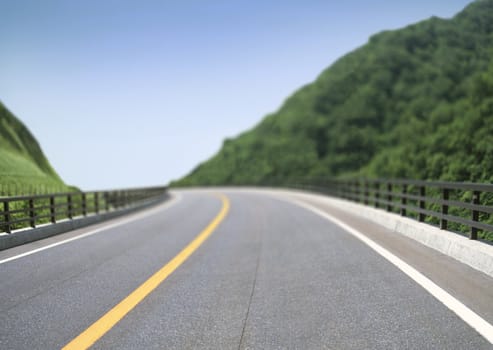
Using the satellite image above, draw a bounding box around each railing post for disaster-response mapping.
[374,181,380,208]
[50,196,56,223]
[471,191,480,240]
[105,192,109,211]
[353,181,358,202]
[29,199,36,228]
[440,188,449,230]
[4,201,11,234]
[400,184,407,216]
[355,181,360,203]
[82,193,87,216]
[364,181,369,205]
[67,194,73,219]
[95,192,99,214]
[386,183,393,212]
[419,186,426,222]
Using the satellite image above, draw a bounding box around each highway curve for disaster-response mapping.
[0,189,492,349]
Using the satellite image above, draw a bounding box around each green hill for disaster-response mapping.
[174,0,493,186]
[0,101,68,195]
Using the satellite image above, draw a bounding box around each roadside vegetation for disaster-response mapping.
[0,101,69,196]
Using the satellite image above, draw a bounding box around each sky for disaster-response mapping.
[0,0,473,190]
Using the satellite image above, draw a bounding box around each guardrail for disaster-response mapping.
[0,186,167,234]
[293,179,493,241]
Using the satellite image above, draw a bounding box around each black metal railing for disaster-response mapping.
[0,186,167,234]
[293,179,493,241]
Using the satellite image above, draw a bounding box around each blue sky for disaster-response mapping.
[0,0,472,190]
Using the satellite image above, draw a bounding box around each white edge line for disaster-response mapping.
[0,193,182,265]
[284,196,493,344]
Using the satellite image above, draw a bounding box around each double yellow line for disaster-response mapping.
[63,194,230,350]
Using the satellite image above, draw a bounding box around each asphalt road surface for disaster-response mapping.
[1,189,492,349]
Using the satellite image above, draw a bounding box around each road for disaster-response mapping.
[0,189,492,349]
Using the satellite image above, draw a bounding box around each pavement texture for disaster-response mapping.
[0,189,492,349]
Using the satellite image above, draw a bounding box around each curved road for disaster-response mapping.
[0,189,492,349]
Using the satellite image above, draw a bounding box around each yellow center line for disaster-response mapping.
[62,194,230,350]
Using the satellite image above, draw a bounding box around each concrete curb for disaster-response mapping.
[0,194,170,251]
[278,189,493,279]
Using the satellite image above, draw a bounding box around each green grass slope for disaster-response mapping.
[174,0,493,186]
[0,101,68,195]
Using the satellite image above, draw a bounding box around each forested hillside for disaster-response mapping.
[0,101,68,194]
[174,0,493,186]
